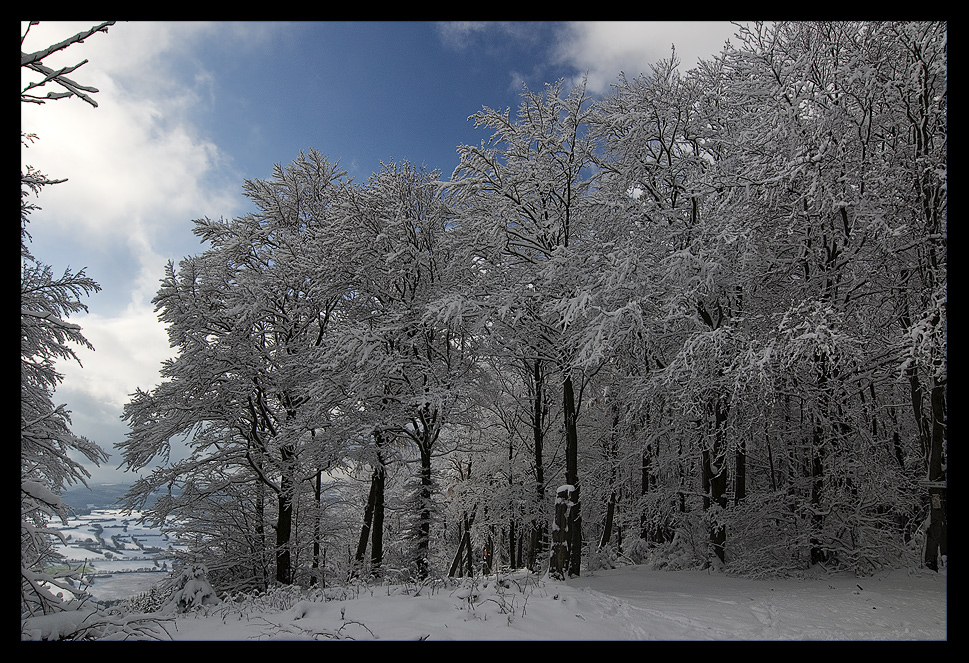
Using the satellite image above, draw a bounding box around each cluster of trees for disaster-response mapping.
[21,22,115,616]
[120,22,945,591]
[25,21,943,608]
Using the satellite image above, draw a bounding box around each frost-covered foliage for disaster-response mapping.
[118,21,944,591]
[20,605,173,641]
[183,572,543,640]
[21,22,113,618]
[158,564,221,613]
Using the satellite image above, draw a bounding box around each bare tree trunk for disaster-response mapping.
[508,520,517,571]
[563,374,582,577]
[311,468,322,586]
[734,437,746,506]
[599,491,616,549]
[701,398,729,564]
[550,485,571,580]
[353,468,379,575]
[354,433,387,579]
[923,378,946,570]
[449,509,476,577]
[527,358,548,572]
[809,429,827,566]
[415,442,433,579]
[275,443,296,585]
[370,459,385,575]
[255,481,269,592]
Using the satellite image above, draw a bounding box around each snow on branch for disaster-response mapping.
[21,21,115,108]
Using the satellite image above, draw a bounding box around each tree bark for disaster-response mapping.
[311,467,323,586]
[255,481,269,592]
[923,377,947,570]
[415,426,434,580]
[563,373,582,577]
[353,468,379,573]
[275,444,296,585]
[549,485,571,580]
[527,358,548,572]
[701,398,729,564]
[448,509,475,577]
[599,491,616,549]
[734,437,746,506]
[370,459,385,574]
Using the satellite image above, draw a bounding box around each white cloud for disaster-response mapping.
[435,21,492,50]
[21,24,244,244]
[553,21,740,95]
[433,21,740,98]
[57,305,174,410]
[22,22,250,478]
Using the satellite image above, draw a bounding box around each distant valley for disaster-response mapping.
[49,486,186,603]
[61,483,173,515]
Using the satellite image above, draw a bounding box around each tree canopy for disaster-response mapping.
[116,21,945,594]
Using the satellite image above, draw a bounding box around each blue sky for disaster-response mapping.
[21,20,742,485]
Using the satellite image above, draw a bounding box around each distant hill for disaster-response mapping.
[61,484,173,514]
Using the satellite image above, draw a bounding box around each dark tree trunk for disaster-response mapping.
[275,446,296,585]
[599,491,616,549]
[640,443,651,540]
[708,457,728,563]
[464,523,474,575]
[353,467,379,573]
[735,437,746,506]
[924,378,947,570]
[527,358,547,573]
[448,523,466,578]
[550,485,571,580]
[370,460,385,574]
[701,398,729,564]
[255,481,269,592]
[508,519,517,571]
[701,448,727,563]
[563,373,582,577]
[354,433,386,579]
[415,436,433,580]
[483,526,495,574]
[527,520,545,572]
[449,509,475,577]
[809,429,827,566]
[599,404,620,551]
[311,468,323,586]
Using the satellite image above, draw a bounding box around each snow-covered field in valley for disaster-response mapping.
[47,507,181,602]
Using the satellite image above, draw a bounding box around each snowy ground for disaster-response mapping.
[158,565,945,641]
[34,509,946,640]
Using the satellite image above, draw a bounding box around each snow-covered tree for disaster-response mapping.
[580,22,944,575]
[120,151,353,590]
[712,21,945,572]
[315,160,482,580]
[111,21,944,592]
[446,79,602,579]
[21,21,113,617]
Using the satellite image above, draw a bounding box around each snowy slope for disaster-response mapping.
[158,566,945,640]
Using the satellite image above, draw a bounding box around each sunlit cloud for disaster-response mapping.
[434,21,739,98]
[21,25,244,243]
[21,21,252,479]
[554,21,739,94]
[57,305,174,411]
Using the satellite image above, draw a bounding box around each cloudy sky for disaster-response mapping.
[21,20,742,485]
